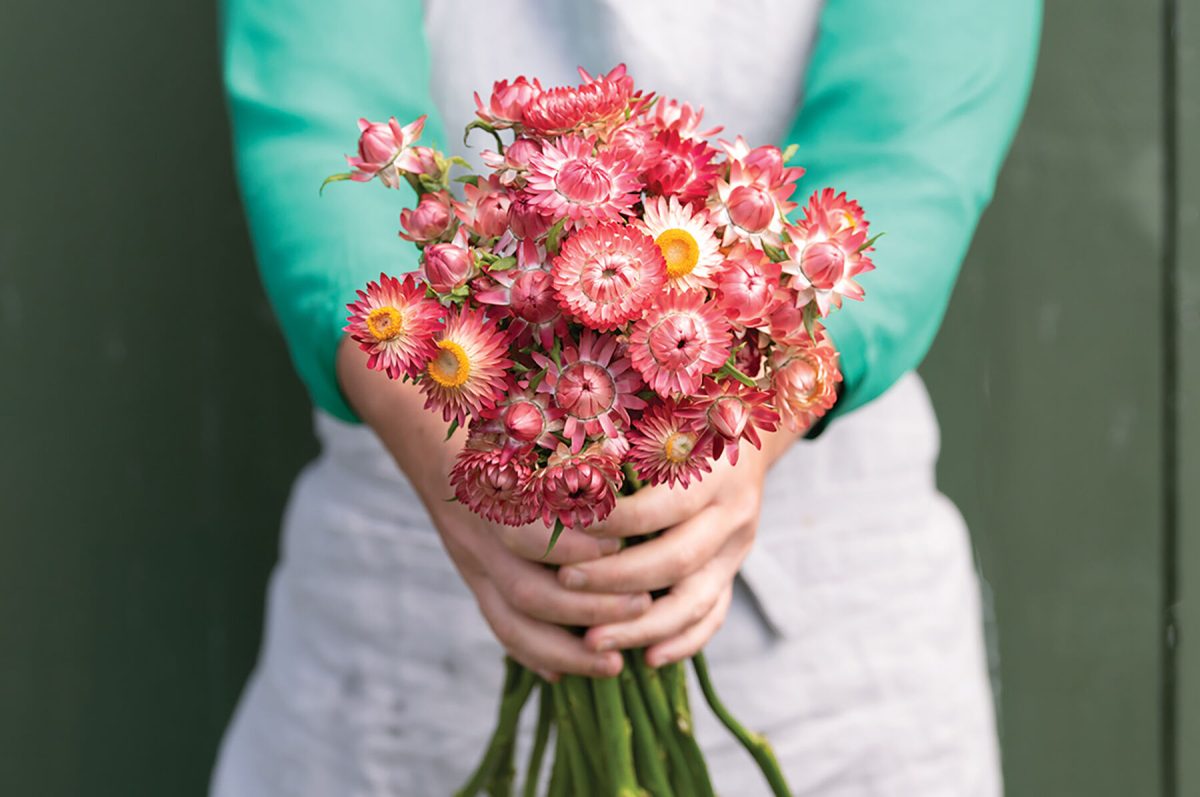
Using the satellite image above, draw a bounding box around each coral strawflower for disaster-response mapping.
[344,272,443,380]
[420,306,511,425]
[526,136,641,227]
[629,291,732,397]
[636,195,723,294]
[628,402,712,488]
[551,222,666,331]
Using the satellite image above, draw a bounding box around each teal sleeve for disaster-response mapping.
[786,0,1041,418]
[221,0,443,422]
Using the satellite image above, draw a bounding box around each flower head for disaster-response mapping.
[647,98,723,140]
[455,176,512,240]
[346,115,427,188]
[636,195,723,294]
[522,65,635,137]
[677,379,779,465]
[552,223,666,331]
[534,445,624,529]
[481,138,542,186]
[769,335,842,432]
[629,291,731,397]
[450,438,540,526]
[476,241,569,349]
[781,189,874,316]
[421,229,475,294]
[526,136,641,227]
[716,244,782,327]
[420,305,511,425]
[476,382,564,463]
[474,76,543,128]
[344,273,443,380]
[642,130,720,209]
[399,191,455,244]
[628,402,711,488]
[534,331,646,452]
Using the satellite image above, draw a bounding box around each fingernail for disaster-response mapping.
[593,636,616,652]
[595,655,621,678]
[628,594,650,614]
[598,538,621,555]
[561,568,587,589]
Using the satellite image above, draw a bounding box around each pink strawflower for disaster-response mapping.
[605,123,655,171]
[769,335,842,432]
[629,291,732,397]
[344,273,443,380]
[475,240,569,349]
[476,382,564,463]
[450,438,540,527]
[481,138,542,186]
[399,191,454,244]
[474,76,543,128]
[709,137,803,247]
[420,306,512,425]
[526,136,641,227]
[716,244,783,327]
[522,65,635,137]
[346,115,427,188]
[456,176,512,239]
[421,229,475,294]
[642,130,720,209]
[628,402,711,488]
[648,98,723,140]
[507,190,555,241]
[534,445,624,529]
[677,380,779,465]
[781,189,874,316]
[551,223,666,331]
[636,196,723,294]
[533,331,647,452]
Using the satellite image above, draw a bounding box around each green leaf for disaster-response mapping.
[543,520,566,558]
[489,256,517,272]
[802,303,819,342]
[781,143,800,164]
[445,418,460,441]
[857,231,885,253]
[761,242,789,263]
[319,172,355,195]
[544,217,567,257]
[548,334,562,370]
[453,174,481,186]
[717,357,758,388]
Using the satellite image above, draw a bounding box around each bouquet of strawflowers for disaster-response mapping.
[326,65,875,797]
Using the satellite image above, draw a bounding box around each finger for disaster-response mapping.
[644,582,734,668]
[477,580,624,678]
[497,522,621,565]
[582,561,727,652]
[558,506,727,593]
[497,556,651,626]
[586,482,707,539]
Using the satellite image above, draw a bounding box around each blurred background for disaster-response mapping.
[2,1,1197,795]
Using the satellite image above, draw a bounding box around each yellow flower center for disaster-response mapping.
[655,228,700,279]
[662,431,696,463]
[427,340,471,388]
[841,211,857,231]
[366,306,404,341]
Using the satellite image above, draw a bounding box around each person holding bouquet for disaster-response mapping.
[212,1,1039,795]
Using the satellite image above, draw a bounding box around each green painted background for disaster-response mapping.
[1,1,1195,795]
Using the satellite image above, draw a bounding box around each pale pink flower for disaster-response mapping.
[450,438,540,527]
[769,335,842,433]
[474,76,543,128]
[781,189,874,316]
[522,65,636,137]
[346,115,427,188]
[629,291,731,397]
[677,380,779,465]
[421,229,474,294]
[526,136,641,227]
[456,176,512,239]
[643,130,720,209]
[551,222,666,331]
[533,331,647,452]
[636,196,723,294]
[628,402,711,488]
[420,306,512,425]
[399,191,454,244]
[534,445,624,529]
[344,273,443,380]
[709,137,803,247]
[716,244,783,327]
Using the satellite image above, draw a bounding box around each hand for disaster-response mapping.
[337,338,647,680]
[557,428,799,667]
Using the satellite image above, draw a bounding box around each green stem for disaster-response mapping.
[621,463,645,492]
[661,661,715,797]
[621,664,674,797]
[630,650,698,796]
[523,683,553,797]
[551,681,593,797]
[561,675,607,782]
[547,717,568,797]
[455,659,537,797]
[592,676,641,797]
[692,652,793,797]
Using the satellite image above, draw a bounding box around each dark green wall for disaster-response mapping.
[1,1,1195,796]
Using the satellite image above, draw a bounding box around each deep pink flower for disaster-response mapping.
[475,76,543,128]
[628,402,712,488]
[420,305,512,425]
[421,229,475,294]
[526,136,641,227]
[534,445,624,529]
[716,244,783,327]
[476,382,564,463]
[346,115,427,188]
[344,273,443,380]
[643,130,721,209]
[629,291,732,397]
[450,438,540,527]
[522,65,635,137]
[507,191,555,240]
[769,335,842,433]
[552,223,666,331]
[399,191,454,244]
[476,241,569,349]
[533,331,647,452]
[677,379,779,465]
